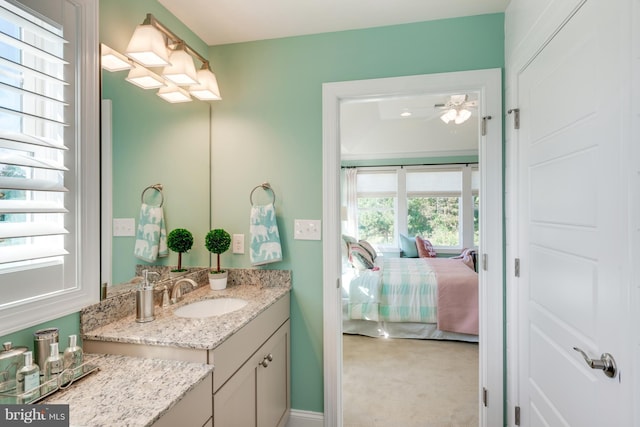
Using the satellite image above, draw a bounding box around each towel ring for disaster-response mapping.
[250,182,276,206]
[141,184,164,207]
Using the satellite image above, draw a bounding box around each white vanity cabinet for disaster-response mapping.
[210,294,290,427]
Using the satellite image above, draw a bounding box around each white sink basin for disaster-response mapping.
[174,298,248,318]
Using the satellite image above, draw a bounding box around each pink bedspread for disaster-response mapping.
[428,258,479,335]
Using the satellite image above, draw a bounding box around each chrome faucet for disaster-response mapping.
[170,278,197,304]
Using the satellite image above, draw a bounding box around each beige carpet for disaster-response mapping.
[342,334,479,427]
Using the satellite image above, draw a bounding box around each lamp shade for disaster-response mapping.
[157,84,192,103]
[125,64,165,89]
[162,48,198,86]
[190,68,221,100]
[101,44,132,72]
[455,108,472,124]
[125,24,170,67]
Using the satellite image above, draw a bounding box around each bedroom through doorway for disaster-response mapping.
[340,92,481,426]
[322,69,504,426]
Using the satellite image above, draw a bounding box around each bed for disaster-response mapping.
[342,255,479,342]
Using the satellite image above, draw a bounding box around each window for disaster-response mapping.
[0,0,99,336]
[348,165,478,250]
[355,171,396,245]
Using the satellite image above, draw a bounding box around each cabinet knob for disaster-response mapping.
[259,354,274,368]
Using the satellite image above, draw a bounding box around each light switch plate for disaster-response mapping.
[294,219,321,240]
[233,234,245,254]
[113,218,135,237]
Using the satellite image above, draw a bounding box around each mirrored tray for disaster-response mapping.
[0,362,98,404]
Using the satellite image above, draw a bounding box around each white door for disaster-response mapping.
[515,1,632,426]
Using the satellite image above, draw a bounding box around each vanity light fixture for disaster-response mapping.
[190,65,222,100]
[100,13,222,103]
[162,42,198,85]
[100,44,132,72]
[157,83,192,103]
[125,63,166,89]
[124,18,170,67]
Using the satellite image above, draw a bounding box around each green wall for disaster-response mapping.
[101,0,212,285]
[0,314,80,356]
[208,14,504,412]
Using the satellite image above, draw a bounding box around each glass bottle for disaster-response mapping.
[43,342,63,384]
[63,334,83,371]
[16,351,40,402]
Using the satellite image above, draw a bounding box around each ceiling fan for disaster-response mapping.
[435,94,477,124]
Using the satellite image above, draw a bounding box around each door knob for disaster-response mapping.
[573,347,617,378]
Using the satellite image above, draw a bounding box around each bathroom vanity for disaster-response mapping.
[68,271,291,427]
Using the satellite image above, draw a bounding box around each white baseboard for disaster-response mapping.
[286,409,324,427]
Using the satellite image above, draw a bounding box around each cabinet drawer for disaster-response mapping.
[211,293,289,392]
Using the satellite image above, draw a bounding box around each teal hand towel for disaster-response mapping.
[134,203,168,262]
[250,203,282,266]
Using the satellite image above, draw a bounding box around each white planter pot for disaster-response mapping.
[208,271,228,290]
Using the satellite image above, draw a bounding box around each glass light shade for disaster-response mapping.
[162,49,198,85]
[440,108,457,124]
[455,108,472,124]
[125,24,170,67]
[101,44,132,72]
[157,84,192,103]
[189,68,222,100]
[125,64,165,89]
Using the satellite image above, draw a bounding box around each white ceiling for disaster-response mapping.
[340,93,479,161]
[157,0,509,46]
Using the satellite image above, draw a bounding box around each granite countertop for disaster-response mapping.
[42,353,213,427]
[82,283,290,350]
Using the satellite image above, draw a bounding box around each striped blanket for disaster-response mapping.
[347,256,478,335]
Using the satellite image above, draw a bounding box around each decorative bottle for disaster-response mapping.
[43,342,63,384]
[16,351,40,401]
[63,334,83,370]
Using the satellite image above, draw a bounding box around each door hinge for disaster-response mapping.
[337,278,341,289]
[515,406,521,426]
[508,108,520,130]
[482,253,488,271]
[481,115,493,136]
[482,387,488,407]
[514,258,520,277]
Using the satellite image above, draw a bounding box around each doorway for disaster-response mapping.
[322,69,504,427]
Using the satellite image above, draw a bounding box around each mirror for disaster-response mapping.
[99,59,212,294]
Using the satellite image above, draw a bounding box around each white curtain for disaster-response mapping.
[342,168,358,238]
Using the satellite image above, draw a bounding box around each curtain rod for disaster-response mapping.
[341,162,478,169]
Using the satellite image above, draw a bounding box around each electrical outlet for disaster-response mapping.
[113,218,135,236]
[233,234,245,254]
[294,219,321,240]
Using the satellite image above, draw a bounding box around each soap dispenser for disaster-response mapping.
[136,270,159,323]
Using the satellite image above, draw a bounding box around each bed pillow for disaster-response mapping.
[415,236,437,258]
[399,234,418,258]
[452,248,476,271]
[348,242,375,270]
[358,239,377,261]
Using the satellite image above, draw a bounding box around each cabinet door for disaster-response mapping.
[214,360,256,427]
[257,320,290,427]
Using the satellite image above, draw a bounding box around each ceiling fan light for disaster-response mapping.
[455,108,472,124]
[190,68,222,100]
[162,48,198,86]
[125,24,170,67]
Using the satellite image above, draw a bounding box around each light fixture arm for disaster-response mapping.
[143,13,209,68]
